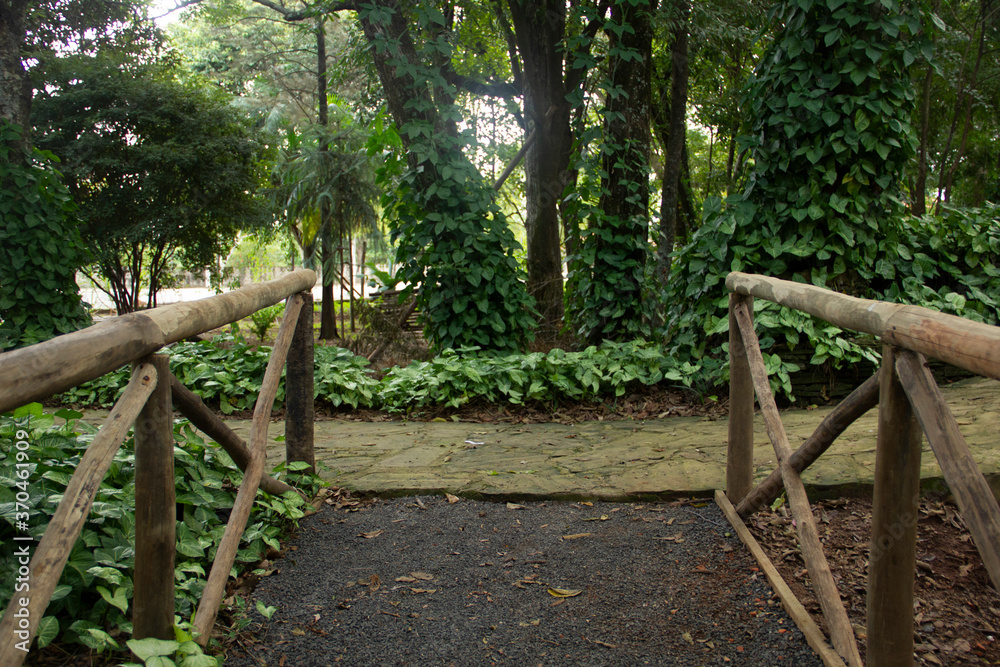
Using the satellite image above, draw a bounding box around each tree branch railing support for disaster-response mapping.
[724,271,1000,667]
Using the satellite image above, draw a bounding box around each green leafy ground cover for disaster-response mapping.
[58,338,694,413]
[0,404,320,662]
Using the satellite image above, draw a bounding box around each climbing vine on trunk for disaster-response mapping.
[664,0,928,394]
[358,0,537,353]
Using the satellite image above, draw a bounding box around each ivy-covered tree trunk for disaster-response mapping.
[0,122,91,349]
[576,0,656,343]
[663,0,921,397]
[356,0,537,352]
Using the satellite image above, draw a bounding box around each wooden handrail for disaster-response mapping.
[725,271,1000,667]
[0,269,316,414]
[0,273,317,661]
[726,271,1000,380]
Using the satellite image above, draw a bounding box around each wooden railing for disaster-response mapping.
[721,272,1000,667]
[0,270,317,664]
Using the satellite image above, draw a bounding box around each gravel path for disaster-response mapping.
[225,496,823,666]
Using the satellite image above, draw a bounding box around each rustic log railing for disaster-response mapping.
[0,270,317,664]
[722,271,1000,667]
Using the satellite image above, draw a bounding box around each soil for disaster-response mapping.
[747,496,1000,666]
[223,495,823,666]
[328,384,730,425]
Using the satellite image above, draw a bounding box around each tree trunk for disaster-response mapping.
[318,222,338,339]
[507,0,571,337]
[315,18,338,340]
[657,0,689,282]
[912,65,933,216]
[0,0,30,144]
[940,6,988,207]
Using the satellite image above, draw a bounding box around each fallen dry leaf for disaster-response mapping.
[409,588,436,594]
[562,532,592,540]
[582,515,610,522]
[360,530,384,539]
[395,575,417,583]
[587,638,617,649]
[507,502,527,510]
[681,631,694,645]
[548,587,582,598]
[446,493,460,503]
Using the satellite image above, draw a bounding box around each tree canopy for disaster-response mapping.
[32,54,275,313]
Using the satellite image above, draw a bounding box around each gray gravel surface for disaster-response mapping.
[224,496,824,666]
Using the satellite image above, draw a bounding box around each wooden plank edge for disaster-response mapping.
[715,490,848,667]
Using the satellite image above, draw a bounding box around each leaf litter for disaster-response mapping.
[748,496,1000,665]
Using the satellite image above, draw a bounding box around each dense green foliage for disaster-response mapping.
[0,122,91,350]
[58,337,692,413]
[0,404,317,656]
[664,0,1000,397]
[32,55,274,313]
[359,1,538,353]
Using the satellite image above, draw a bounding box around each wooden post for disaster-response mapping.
[132,355,176,641]
[867,345,923,667]
[0,365,157,667]
[727,292,754,503]
[285,292,315,475]
[896,350,1000,593]
[733,302,863,667]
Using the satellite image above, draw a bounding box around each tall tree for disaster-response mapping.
[655,0,689,282]
[503,0,612,336]
[33,55,274,313]
[353,0,537,351]
[1,0,156,147]
[272,123,380,315]
[569,0,658,343]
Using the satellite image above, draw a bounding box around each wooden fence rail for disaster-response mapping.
[724,272,1000,667]
[0,270,316,666]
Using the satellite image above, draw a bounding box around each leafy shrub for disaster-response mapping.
[247,302,285,342]
[313,346,380,409]
[378,340,680,412]
[0,404,318,656]
[58,338,692,413]
[0,121,91,350]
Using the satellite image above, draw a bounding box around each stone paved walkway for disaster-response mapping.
[216,376,1000,501]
